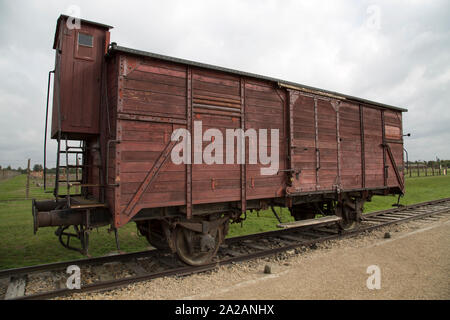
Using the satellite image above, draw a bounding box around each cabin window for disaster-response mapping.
[78,33,93,47]
[75,31,95,60]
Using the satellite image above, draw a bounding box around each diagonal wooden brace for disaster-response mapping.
[383,143,405,192]
[123,138,180,218]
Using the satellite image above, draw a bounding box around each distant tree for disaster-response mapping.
[6,165,11,171]
[33,164,43,172]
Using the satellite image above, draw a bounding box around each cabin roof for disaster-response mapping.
[53,15,113,49]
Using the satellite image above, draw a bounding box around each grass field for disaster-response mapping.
[1,174,449,269]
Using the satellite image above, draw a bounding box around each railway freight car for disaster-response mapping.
[33,15,407,265]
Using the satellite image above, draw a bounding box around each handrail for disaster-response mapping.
[44,70,55,190]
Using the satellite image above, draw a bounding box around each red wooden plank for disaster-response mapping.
[126,70,186,88]
[136,63,187,78]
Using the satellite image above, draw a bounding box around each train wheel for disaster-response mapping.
[338,196,364,230]
[174,225,223,266]
[340,219,357,230]
[336,208,355,230]
[136,220,169,250]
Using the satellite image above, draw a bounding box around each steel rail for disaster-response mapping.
[0,248,159,279]
[3,197,450,300]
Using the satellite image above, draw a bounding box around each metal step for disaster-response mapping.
[68,196,107,209]
[66,146,99,150]
[277,215,342,229]
[68,183,104,188]
[58,150,84,154]
[58,164,100,168]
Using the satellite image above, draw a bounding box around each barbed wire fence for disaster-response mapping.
[1,157,448,203]
[0,159,55,202]
[404,162,448,178]
[0,170,21,181]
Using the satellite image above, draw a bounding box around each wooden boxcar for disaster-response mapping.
[33,15,407,265]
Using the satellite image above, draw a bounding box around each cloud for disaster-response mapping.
[0,0,449,168]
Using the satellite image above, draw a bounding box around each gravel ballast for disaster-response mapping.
[56,213,450,300]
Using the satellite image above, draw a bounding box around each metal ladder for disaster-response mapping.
[54,137,85,206]
[54,137,104,205]
[53,136,107,256]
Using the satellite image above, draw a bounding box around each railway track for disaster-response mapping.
[2,197,450,300]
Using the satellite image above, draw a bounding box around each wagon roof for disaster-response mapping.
[109,44,407,112]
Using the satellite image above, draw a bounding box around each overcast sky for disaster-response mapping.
[0,0,449,169]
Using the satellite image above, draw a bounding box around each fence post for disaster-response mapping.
[26,159,31,199]
[76,156,80,194]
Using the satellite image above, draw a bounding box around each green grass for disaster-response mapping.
[0,174,449,269]
[227,207,294,238]
[0,198,149,269]
[0,174,82,201]
[0,175,50,201]
[0,175,149,269]
[364,175,450,212]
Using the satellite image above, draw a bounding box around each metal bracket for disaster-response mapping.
[278,168,300,180]
[177,216,229,235]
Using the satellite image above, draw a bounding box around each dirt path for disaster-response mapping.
[185,219,450,300]
[63,215,450,300]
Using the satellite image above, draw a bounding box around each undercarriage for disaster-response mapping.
[32,188,388,266]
